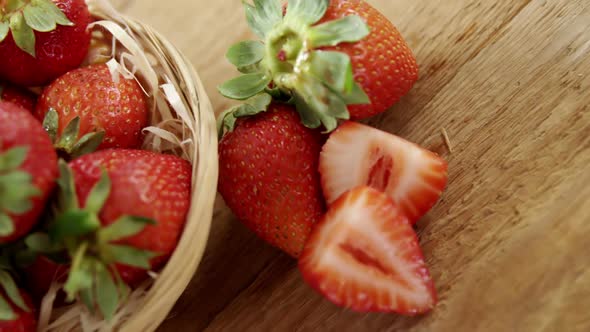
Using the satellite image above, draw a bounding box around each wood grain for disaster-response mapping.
[113,0,590,331]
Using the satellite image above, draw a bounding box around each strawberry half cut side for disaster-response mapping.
[298,186,437,315]
[319,121,448,224]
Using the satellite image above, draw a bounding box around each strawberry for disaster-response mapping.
[218,0,417,133]
[0,101,58,244]
[0,0,92,87]
[298,186,436,315]
[34,63,149,160]
[0,82,36,112]
[0,288,36,332]
[46,149,192,319]
[319,121,448,224]
[218,101,325,258]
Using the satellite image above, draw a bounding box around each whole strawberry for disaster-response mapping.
[0,82,36,112]
[218,102,325,258]
[0,101,58,244]
[35,63,149,159]
[48,149,191,319]
[0,0,92,86]
[218,0,417,132]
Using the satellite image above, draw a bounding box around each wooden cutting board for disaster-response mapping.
[112,0,589,331]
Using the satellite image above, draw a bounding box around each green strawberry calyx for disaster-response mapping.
[0,0,74,57]
[45,159,158,321]
[217,0,371,137]
[42,108,105,161]
[0,146,41,237]
[0,250,31,320]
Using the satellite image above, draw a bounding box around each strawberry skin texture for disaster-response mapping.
[320,121,448,224]
[318,0,418,120]
[0,289,37,332]
[218,104,325,258]
[0,102,58,243]
[0,0,92,87]
[299,186,437,315]
[35,64,148,150]
[0,83,37,112]
[68,149,192,285]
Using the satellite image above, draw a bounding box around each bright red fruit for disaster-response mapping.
[0,289,37,332]
[218,103,325,258]
[35,63,148,158]
[319,121,448,223]
[299,186,437,315]
[0,101,58,243]
[67,149,192,285]
[0,82,36,112]
[319,0,419,119]
[0,0,92,86]
[219,0,418,133]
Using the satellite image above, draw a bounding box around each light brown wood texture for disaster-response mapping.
[112,0,589,331]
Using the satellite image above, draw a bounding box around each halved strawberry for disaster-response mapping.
[319,121,448,223]
[298,186,436,315]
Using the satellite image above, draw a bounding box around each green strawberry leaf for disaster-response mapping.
[218,72,271,100]
[23,0,73,32]
[292,75,349,132]
[99,216,155,242]
[63,256,93,301]
[50,210,100,242]
[217,93,272,138]
[309,50,354,95]
[106,244,157,269]
[0,22,9,43]
[70,131,105,160]
[244,0,283,39]
[9,12,36,57]
[284,0,329,25]
[226,40,265,69]
[0,171,41,214]
[95,263,118,321]
[80,287,95,314]
[24,232,52,252]
[0,271,29,312]
[57,116,81,152]
[0,296,15,321]
[0,146,28,172]
[0,214,14,238]
[342,81,370,105]
[308,15,370,48]
[6,0,27,12]
[56,159,79,211]
[84,170,110,214]
[42,108,59,143]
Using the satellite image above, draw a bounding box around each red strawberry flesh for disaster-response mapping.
[319,121,448,224]
[299,186,437,314]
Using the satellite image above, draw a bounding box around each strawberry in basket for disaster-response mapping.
[0,101,58,244]
[34,63,149,160]
[0,0,92,86]
[37,149,192,319]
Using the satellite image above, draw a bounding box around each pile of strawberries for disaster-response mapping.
[218,0,449,315]
[0,0,192,330]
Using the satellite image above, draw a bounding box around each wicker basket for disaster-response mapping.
[36,0,218,331]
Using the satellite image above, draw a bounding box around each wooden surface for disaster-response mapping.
[113,0,589,331]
